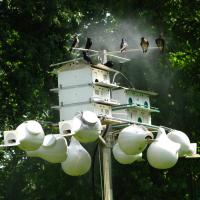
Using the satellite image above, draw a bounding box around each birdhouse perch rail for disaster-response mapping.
[107,46,159,54]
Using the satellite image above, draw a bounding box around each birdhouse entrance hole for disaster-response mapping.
[8,139,16,144]
[128,97,133,105]
[144,101,148,108]
[138,117,142,123]
[63,129,71,134]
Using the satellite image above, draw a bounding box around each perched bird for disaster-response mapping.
[83,51,92,64]
[85,37,92,50]
[104,61,114,68]
[120,38,128,52]
[140,37,149,53]
[83,37,93,64]
[155,34,165,53]
[69,34,79,52]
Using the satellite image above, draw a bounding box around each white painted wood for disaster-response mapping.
[59,85,92,105]
[58,85,111,105]
[111,89,127,104]
[92,68,110,84]
[112,109,151,124]
[112,89,150,108]
[59,103,112,121]
[58,67,92,87]
[58,65,111,88]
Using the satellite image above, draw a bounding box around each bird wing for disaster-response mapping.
[71,39,77,48]
[155,38,160,46]
[162,39,165,46]
[155,38,165,47]
[120,41,123,49]
[141,41,148,48]
[85,39,92,49]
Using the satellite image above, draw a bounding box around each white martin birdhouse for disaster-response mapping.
[51,61,120,121]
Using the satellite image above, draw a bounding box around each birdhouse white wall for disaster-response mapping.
[112,108,151,124]
[58,85,111,105]
[58,62,110,88]
[93,86,110,100]
[92,68,110,84]
[58,103,112,121]
[112,89,151,108]
[130,110,151,124]
[58,65,91,87]
[52,61,117,121]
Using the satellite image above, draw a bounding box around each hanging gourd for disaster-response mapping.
[26,134,68,163]
[61,136,91,176]
[118,125,153,155]
[112,142,142,164]
[72,111,102,143]
[16,120,45,151]
[147,127,180,169]
[167,130,193,157]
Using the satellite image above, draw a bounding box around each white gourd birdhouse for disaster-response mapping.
[167,130,193,157]
[51,61,120,121]
[61,136,91,176]
[189,143,197,155]
[26,134,68,163]
[72,111,102,143]
[16,120,45,151]
[118,124,153,155]
[112,88,159,124]
[112,142,142,164]
[58,120,73,135]
[147,127,181,169]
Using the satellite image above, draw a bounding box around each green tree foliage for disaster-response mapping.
[0,0,200,200]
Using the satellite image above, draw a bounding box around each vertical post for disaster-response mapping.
[102,50,107,64]
[102,133,113,200]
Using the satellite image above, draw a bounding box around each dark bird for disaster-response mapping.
[155,34,165,53]
[69,34,79,52]
[83,51,92,64]
[104,61,114,68]
[85,37,92,50]
[120,38,128,52]
[140,37,149,53]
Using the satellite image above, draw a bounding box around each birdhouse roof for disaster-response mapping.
[50,59,118,74]
[127,88,158,96]
[50,58,88,74]
[115,87,158,96]
[91,63,119,73]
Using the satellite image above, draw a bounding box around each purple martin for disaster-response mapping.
[155,34,165,53]
[83,51,92,64]
[104,61,114,68]
[120,38,128,52]
[140,37,149,53]
[69,34,79,52]
[85,37,92,50]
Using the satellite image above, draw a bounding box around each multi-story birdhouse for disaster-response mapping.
[51,60,119,121]
[112,88,159,124]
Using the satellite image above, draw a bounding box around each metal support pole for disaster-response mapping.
[102,133,113,200]
[102,50,108,64]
